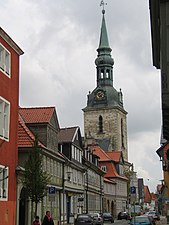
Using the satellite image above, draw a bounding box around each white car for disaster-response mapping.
[89,213,103,225]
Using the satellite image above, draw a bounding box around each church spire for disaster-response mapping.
[95,4,114,87]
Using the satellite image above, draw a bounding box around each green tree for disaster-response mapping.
[23,138,50,218]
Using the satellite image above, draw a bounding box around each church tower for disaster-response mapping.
[83,7,128,161]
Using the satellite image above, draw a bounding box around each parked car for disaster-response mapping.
[74,214,94,225]
[117,211,130,220]
[89,213,103,225]
[129,215,153,225]
[147,215,156,225]
[102,212,114,223]
[146,211,160,221]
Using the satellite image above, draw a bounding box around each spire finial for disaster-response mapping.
[100,0,107,14]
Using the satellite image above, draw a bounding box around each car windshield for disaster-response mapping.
[78,215,90,219]
[103,213,111,216]
[132,216,149,223]
[90,214,99,217]
[148,211,156,214]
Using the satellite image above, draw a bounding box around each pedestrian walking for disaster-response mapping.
[32,216,40,225]
[42,211,54,225]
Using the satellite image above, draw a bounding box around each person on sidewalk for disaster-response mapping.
[42,211,54,225]
[32,216,40,225]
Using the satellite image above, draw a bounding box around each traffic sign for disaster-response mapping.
[130,186,136,194]
[49,186,56,195]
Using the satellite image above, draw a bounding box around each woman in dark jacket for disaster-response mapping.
[42,211,54,225]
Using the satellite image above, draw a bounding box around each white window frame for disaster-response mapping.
[0,44,11,77]
[0,96,10,141]
[0,165,8,201]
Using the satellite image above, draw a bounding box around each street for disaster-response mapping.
[104,220,129,225]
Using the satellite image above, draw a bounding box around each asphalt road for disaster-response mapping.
[104,220,129,225]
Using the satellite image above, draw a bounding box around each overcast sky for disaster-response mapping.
[0,0,163,192]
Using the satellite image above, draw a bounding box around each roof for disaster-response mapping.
[58,127,79,143]
[104,177,116,184]
[19,107,55,124]
[18,113,64,159]
[107,151,121,162]
[144,185,151,203]
[96,138,110,152]
[0,27,24,55]
[18,114,45,148]
[91,145,112,161]
[91,145,127,180]
[103,162,127,180]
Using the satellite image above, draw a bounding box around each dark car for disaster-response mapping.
[74,214,94,225]
[89,213,103,225]
[117,211,130,220]
[102,213,114,223]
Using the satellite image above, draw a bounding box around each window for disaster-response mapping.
[0,97,10,141]
[100,70,104,79]
[99,115,103,133]
[0,44,10,76]
[121,119,124,148]
[101,166,107,172]
[0,165,8,200]
[106,70,109,78]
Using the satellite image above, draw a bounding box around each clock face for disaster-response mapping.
[96,90,105,100]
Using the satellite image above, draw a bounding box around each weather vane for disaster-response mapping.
[100,0,107,10]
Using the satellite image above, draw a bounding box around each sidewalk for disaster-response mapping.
[156,216,168,225]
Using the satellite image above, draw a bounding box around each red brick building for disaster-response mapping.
[0,27,23,225]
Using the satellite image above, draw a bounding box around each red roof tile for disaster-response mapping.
[107,152,121,162]
[91,145,128,180]
[144,185,151,203]
[19,107,55,123]
[18,114,45,148]
[91,145,112,161]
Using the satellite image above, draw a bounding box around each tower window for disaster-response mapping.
[121,118,124,148]
[101,70,104,79]
[106,70,109,78]
[99,115,103,133]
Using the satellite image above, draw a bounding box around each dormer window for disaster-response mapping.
[101,166,107,172]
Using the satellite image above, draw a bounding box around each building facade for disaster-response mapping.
[17,107,65,225]
[0,27,23,225]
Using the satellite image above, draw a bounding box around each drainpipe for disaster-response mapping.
[86,170,88,214]
[62,161,65,225]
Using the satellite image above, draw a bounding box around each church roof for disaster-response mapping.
[98,9,110,50]
[84,9,127,112]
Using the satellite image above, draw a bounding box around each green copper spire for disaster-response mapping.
[95,7,114,87]
[84,2,124,109]
[99,9,110,49]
